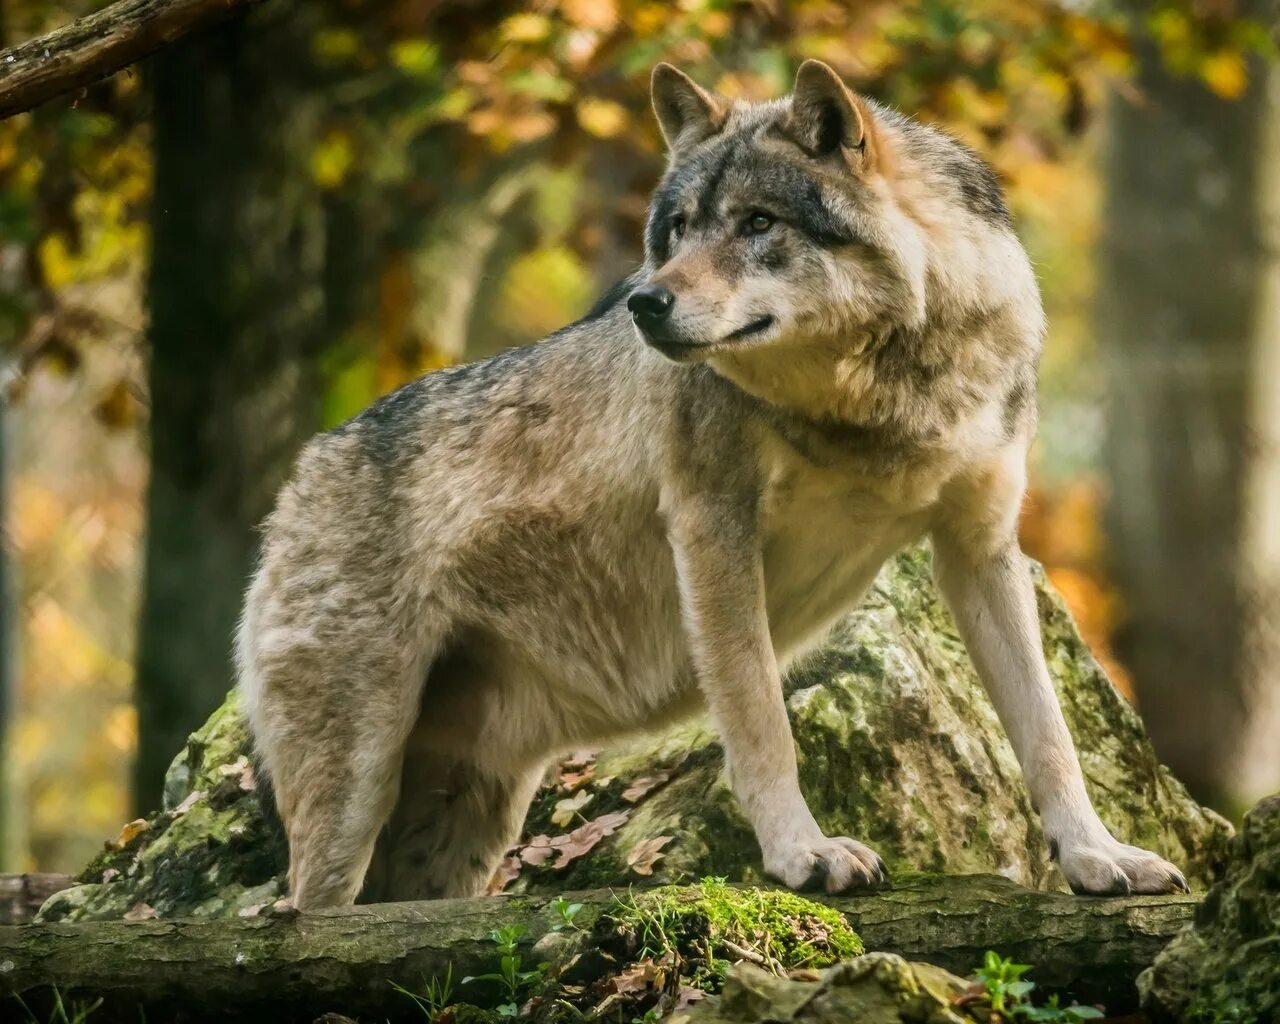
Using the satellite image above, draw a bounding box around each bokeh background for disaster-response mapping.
[0,0,1277,874]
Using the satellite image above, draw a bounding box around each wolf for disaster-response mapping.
[237,60,1189,909]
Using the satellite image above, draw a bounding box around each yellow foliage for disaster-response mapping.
[1201,51,1248,100]
[501,13,553,44]
[577,97,630,138]
[560,0,619,33]
[311,130,355,189]
[390,38,439,78]
[500,246,593,339]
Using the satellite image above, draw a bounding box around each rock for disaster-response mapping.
[38,547,1230,923]
[1139,794,1280,1023]
[679,955,971,1024]
[38,695,286,922]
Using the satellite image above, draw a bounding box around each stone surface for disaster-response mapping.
[678,955,971,1024]
[39,547,1230,923]
[1139,794,1280,1023]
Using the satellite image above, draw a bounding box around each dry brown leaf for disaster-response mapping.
[626,834,674,876]
[486,855,522,895]
[553,810,630,869]
[520,834,562,867]
[123,901,157,921]
[172,790,207,815]
[674,988,706,1011]
[112,818,149,848]
[622,771,671,803]
[609,958,665,995]
[558,765,594,791]
[219,755,250,777]
[561,749,599,769]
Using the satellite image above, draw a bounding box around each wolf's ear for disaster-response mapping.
[788,60,879,175]
[651,63,726,155]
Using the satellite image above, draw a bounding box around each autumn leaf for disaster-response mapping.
[553,810,630,869]
[608,958,665,995]
[626,835,673,876]
[558,765,594,791]
[487,855,523,895]
[172,790,206,815]
[112,818,149,849]
[674,987,706,1011]
[123,901,157,921]
[622,771,671,803]
[520,835,561,867]
[552,789,594,826]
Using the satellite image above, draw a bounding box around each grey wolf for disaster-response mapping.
[237,60,1189,907]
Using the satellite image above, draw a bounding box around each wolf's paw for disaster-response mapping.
[764,835,889,894]
[1053,837,1190,896]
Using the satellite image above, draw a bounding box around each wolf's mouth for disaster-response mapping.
[722,316,775,343]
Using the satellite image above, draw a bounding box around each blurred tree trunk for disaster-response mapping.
[135,3,329,811]
[1098,28,1280,813]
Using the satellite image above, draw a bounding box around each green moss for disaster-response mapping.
[615,878,862,980]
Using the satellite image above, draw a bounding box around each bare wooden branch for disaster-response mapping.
[0,0,267,120]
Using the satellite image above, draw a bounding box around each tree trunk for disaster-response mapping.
[1097,29,1280,813]
[134,2,329,813]
[3,876,1196,1022]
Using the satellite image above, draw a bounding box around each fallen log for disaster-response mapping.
[0,874,1197,1023]
[0,874,73,924]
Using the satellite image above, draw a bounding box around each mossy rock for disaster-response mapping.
[39,546,1230,923]
[680,954,972,1024]
[1139,794,1280,1023]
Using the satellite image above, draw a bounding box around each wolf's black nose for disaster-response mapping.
[627,284,675,324]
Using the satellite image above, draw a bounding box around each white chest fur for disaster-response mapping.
[757,433,949,663]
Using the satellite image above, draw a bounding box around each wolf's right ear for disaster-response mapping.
[787,60,880,176]
[651,63,726,156]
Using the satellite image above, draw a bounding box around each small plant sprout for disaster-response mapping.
[462,923,548,1017]
[974,951,1104,1023]
[551,896,584,931]
[390,962,455,1020]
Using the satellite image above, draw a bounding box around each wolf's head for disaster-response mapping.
[630,61,1039,418]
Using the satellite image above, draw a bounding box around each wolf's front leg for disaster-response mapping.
[932,527,1189,895]
[668,495,887,893]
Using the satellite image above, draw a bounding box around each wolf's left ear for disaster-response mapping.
[651,63,727,156]
[787,60,879,175]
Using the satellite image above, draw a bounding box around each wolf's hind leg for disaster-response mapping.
[384,749,544,900]
[246,634,438,910]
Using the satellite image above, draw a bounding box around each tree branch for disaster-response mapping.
[0,0,267,120]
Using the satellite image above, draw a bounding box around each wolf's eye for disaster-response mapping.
[746,212,774,234]
[672,215,687,239]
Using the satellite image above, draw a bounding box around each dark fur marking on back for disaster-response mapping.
[1001,365,1036,438]
[946,149,1010,226]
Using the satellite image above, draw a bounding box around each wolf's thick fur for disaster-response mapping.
[238,61,1188,908]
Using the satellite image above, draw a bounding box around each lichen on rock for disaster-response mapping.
[39,547,1230,923]
[1139,794,1280,1023]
